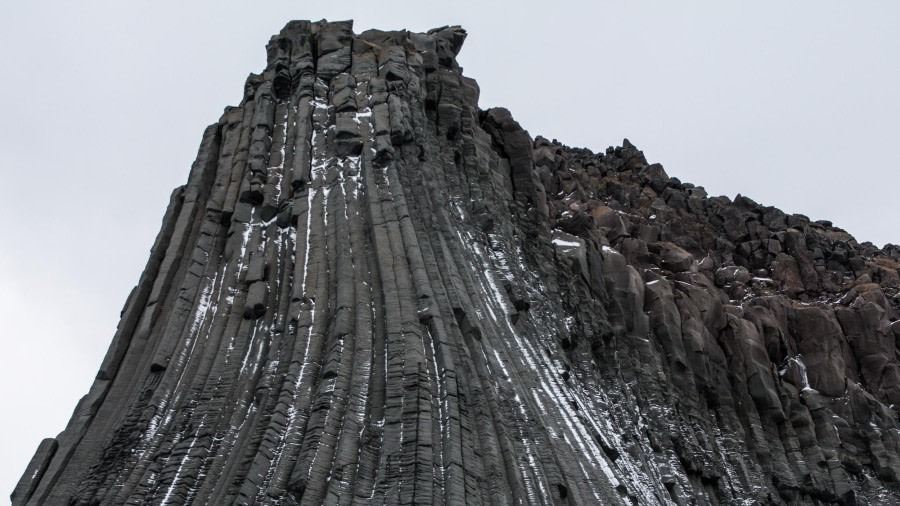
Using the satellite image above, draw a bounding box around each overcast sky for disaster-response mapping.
[1,0,897,496]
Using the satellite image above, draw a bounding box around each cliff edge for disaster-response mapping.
[14,20,900,505]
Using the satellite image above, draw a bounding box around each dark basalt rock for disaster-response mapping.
[14,20,900,506]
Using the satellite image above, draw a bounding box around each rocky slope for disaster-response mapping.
[14,20,900,505]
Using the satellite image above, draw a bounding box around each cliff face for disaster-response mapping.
[14,20,900,505]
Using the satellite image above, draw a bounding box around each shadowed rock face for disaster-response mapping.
[14,20,900,505]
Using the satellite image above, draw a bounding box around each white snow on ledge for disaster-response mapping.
[551,229,584,249]
[779,355,817,392]
[552,237,583,248]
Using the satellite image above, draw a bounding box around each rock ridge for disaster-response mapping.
[14,19,900,505]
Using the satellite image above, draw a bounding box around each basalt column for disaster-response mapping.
[15,20,900,506]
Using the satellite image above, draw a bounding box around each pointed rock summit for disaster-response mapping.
[15,20,900,505]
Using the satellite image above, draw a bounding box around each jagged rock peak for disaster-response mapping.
[14,20,900,505]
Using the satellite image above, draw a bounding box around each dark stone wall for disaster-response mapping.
[14,20,900,505]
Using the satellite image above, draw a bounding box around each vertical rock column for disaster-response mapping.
[16,19,900,506]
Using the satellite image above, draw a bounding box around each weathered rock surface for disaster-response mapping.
[15,20,900,505]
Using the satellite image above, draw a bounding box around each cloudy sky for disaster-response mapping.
[1,0,897,495]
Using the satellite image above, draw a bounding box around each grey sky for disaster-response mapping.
[1,0,897,495]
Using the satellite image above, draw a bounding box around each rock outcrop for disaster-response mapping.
[14,20,900,505]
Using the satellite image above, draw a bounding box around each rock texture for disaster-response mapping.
[14,20,900,505]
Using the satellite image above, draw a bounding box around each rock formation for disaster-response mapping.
[14,20,900,505]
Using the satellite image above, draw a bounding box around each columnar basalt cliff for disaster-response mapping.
[15,20,900,505]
